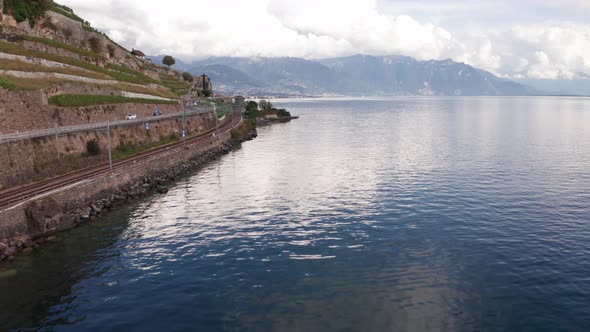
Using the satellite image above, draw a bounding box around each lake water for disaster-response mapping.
[2,97,590,331]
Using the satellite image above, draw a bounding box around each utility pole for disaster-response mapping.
[214,104,219,144]
[182,103,186,145]
[107,120,112,171]
[55,124,60,161]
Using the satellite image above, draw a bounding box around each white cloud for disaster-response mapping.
[59,0,590,79]
[460,23,590,79]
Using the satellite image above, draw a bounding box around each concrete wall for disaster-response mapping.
[0,111,216,188]
[0,87,183,132]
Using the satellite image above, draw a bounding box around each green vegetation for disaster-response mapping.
[162,55,176,67]
[0,40,161,85]
[0,72,178,96]
[259,99,273,111]
[0,74,65,90]
[83,25,98,33]
[276,108,291,117]
[201,74,212,96]
[0,77,17,90]
[4,0,51,27]
[215,101,232,118]
[105,63,158,84]
[22,35,104,58]
[113,134,181,159]
[106,69,154,85]
[86,139,100,155]
[159,73,190,96]
[115,142,132,155]
[106,83,179,100]
[245,100,259,120]
[231,119,256,141]
[182,72,193,82]
[0,40,105,73]
[0,58,112,80]
[244,100,292,120]
[50,2,85,23]
[159,73,186,87]
[0,41,189,94]
[48,94,179,107]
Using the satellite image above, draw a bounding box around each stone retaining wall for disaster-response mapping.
[0,111,215,188]
[21,40,101,65]
[0,87,182,133]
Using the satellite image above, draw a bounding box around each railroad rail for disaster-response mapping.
[0,110,242,210]
[0,106,214,143]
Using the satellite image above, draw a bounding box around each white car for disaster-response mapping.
[125,113,137,120]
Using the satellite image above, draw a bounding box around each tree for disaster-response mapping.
[259,100,273,111]
[245,101,259,120]
[4,0,52,27]
[162,55,176,67]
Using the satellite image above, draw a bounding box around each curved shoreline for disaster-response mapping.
[0,122,257,263]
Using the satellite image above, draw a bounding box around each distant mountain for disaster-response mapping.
[179,54,537,96]
[321,55,534,96]
[189,64,263,89]
[514,78,590,96]
[186,56,344,96]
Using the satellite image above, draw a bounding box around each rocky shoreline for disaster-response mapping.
[256,115,299,126]
[0,128,257,263]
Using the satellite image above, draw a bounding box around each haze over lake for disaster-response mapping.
[2,97,590,331]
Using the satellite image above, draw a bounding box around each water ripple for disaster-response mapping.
[2,97,590,331]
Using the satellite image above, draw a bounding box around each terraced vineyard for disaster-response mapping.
[0,1,211,107]
[159,73,191,96]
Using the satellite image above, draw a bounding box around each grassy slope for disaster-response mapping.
[0,75,65,90]
[48,94,178,107]
[22,35,103,59]
[0,58,112,80]
[0,2,193,106]
[0,39,189,88]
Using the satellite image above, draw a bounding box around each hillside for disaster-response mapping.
[0,0,213,132]
[186,55,536,97]
[0,0,229,190]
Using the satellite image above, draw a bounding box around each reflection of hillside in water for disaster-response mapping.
[0,205,134,330]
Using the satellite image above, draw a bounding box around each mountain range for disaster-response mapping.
[149,54,537,97]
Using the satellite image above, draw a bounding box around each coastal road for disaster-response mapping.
[0,106,214,143]
[0,110,242,211]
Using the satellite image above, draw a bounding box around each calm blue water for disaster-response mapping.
[2,97,590,331]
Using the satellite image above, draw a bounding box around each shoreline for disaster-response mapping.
[0,124,257,263]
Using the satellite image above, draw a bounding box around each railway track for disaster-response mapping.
[0,111,242,210]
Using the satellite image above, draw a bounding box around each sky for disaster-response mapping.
[60,0,590,81]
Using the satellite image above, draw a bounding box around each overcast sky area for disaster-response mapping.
[60,0,590,81]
